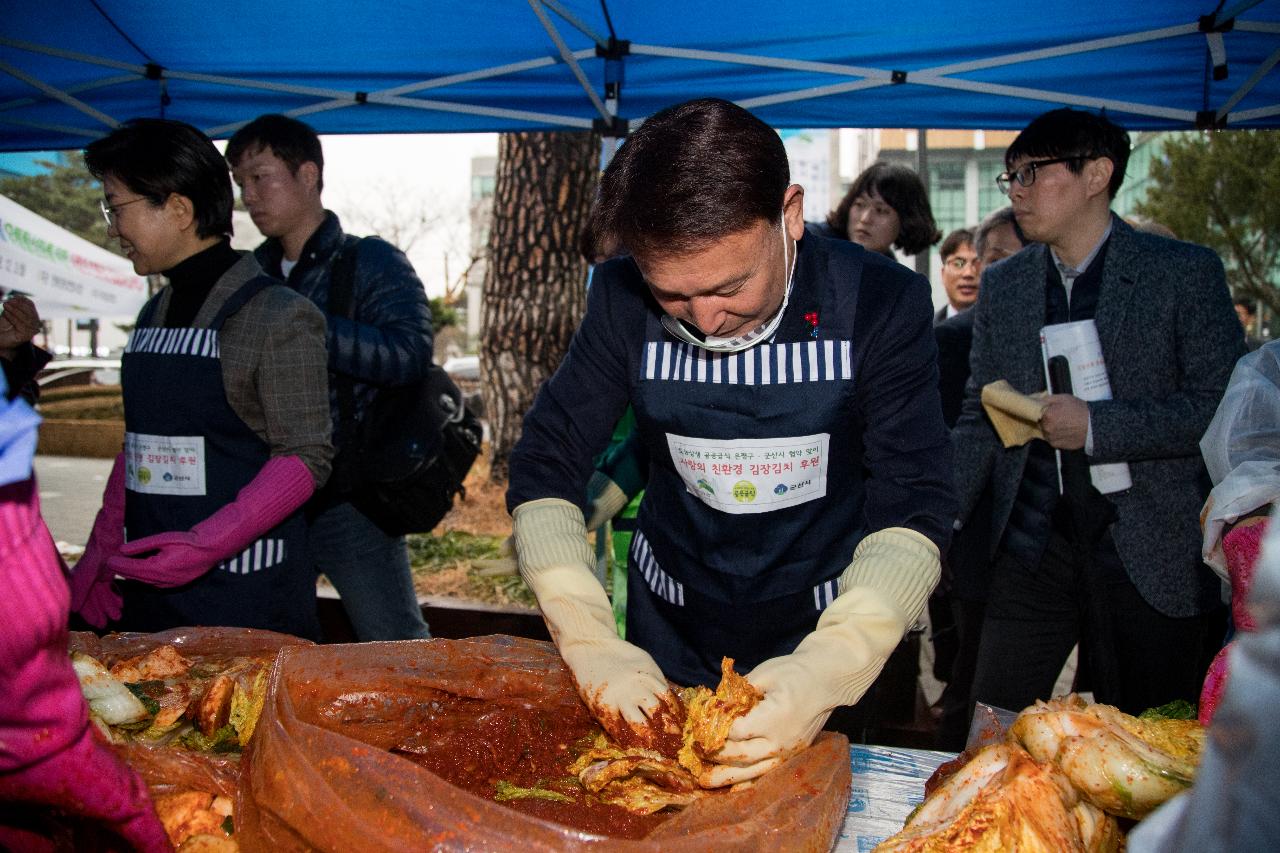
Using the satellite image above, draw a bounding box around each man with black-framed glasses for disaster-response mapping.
[951,107,1243,723]
[935,227,980,324]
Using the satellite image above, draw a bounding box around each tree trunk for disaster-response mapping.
[481,131,600,482]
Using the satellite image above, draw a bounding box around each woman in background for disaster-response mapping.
[818,161,940,259]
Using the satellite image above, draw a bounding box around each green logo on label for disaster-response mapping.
[696,478,715,495]
[138,467,152,485]
[732,480,757,503]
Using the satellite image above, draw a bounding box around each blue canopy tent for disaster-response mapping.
[0,0,1277,150]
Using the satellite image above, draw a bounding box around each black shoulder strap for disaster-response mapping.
[328,235,362,321]
[328,236,363,451]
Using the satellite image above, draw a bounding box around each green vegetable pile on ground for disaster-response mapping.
[404,530,535,608]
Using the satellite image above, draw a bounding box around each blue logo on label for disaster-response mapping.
[162,472,173,482]
[773,483,787,495]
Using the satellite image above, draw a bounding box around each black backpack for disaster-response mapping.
[325,237,482,536]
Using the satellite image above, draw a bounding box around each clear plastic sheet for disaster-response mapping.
[236,635,851,852]
[1200,341,1280,578]
[831,746,953,852]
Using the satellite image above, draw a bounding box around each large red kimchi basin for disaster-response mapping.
[237,635,850,852]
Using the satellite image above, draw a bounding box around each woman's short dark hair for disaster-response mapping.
[581,98,789,261]
[1005,108,1131,199]
[825,162,940,255]
[225,114,325,192]
[84,119,233,239]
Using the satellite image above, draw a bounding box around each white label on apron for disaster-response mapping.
[665,432,829,514]
[124,433,207,496]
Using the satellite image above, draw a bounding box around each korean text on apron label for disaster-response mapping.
[664,431,829,515]
[124,432,207,496]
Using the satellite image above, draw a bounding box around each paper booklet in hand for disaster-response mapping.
[1039,319,1132,495]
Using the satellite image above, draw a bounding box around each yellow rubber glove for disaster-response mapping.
[513,498,682,749]
[701,527,940,787]
[584,471,630,533]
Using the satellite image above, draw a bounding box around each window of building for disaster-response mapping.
[930,161,967,237]
[978,159,1005,221]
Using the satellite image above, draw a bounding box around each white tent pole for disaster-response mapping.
[0,61,119,129]
[0,37,142,74]
[160,69,350,100]
[207,53,594,134]
[926,24,1195,76]
[372,92,596,128]
[368,54,584,98]
[632,44,887,78]
[1218,46,1280,121]
[0,116,107,140]
[0,74,136,115]
[1231,103,1280,122]
[539,0,610,47]
[738,78,892,109]
[1215,0,1268,27]
[207,94,595,137]
[1236,21,1280,33]
[903,74,1196,122]
[527,0,612,122]
[732,68,1195,123]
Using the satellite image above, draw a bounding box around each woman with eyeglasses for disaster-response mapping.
[817,161,941,260]
[69,119,332,639]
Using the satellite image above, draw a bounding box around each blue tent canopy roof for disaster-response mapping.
[1,0,1278,151]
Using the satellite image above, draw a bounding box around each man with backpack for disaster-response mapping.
[227,115,434,641]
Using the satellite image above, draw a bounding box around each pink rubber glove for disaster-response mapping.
[0,477,170,851]
[107,455,315,587]
[68,452,127,628]
[1199,518,1268,725]
[1199,642,1231,726]
[1224,518,1266,632]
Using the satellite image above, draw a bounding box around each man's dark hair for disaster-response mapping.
[825,161,940,256]
[84,118,233,239]
[939,228,974,260]
[1005,108,1131,199]
[581,98,788,260]
[1235,297,1258,315]
[973,206,1026,256]
[225,114,325,192]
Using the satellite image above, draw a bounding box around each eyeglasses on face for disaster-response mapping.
[944,256,980,271]
[995,156,1084,195]
[100,196,149,227]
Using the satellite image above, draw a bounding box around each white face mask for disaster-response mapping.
[659,213,798,353]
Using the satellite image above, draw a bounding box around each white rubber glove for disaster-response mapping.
[513,498,681,749]
[702,527,940,787]
[584,471,630,533]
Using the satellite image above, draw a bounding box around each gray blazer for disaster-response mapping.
[952,216,1245,617]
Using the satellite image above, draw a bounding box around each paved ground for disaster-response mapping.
[34,454,114,550]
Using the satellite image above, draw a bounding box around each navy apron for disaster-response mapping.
[116,276,319,640]
[628,249,870,688]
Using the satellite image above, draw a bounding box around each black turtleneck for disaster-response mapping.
[163,240,242,328]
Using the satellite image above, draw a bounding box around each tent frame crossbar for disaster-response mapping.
[0,59,119,129]
[1,10,1278,139]
[527,0,612,122]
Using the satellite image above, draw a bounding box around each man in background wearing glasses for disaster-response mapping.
[951,108,1243,722]
[934,228,980,324]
